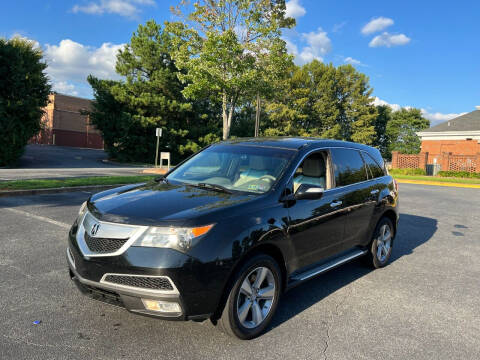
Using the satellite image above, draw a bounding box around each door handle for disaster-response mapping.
[370,189,379,195]
[330,201,342,208]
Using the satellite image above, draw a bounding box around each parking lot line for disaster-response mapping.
[3,207,70,229]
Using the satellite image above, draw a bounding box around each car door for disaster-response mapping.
[286,150,349,271]
[329,148,375,251]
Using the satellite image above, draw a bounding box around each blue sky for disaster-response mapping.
[2,0,479,125]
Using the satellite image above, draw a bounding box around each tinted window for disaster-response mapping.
[362,152,385,178]
[331,148,368,187]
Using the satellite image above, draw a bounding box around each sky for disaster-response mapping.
[2,0,479,126]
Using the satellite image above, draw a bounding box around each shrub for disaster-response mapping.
[437,171,480,179]
[389,168,426,176]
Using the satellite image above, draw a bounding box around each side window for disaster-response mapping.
[362,152,385,179]
[330,148,368,187]
[293,152,328,192]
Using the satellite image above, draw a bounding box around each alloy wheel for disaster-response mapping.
[376,224,392,262]
[236,266,276,329]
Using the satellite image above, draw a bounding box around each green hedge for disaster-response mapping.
[438,171,480,179]
[389,168,426,176]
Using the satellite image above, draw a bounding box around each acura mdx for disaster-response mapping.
[67,137,399,339]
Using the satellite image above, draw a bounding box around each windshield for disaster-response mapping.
[167,145,296,194]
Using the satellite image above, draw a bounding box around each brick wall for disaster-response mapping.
[391,151,480,173]
[30,93,103,149]
[421,139,480,161]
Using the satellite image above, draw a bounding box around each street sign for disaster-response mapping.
[155,128,162,167]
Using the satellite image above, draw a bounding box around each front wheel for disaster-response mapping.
[366,217,394,268]
[216,254,281,339]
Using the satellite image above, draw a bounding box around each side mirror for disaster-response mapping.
[295,184,324,200]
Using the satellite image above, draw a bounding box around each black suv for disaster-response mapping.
[67,138,399,339]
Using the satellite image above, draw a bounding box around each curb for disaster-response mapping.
[142,168,169,175]
[0,184,124,198]
[101,159,152,167]
[396,179,480,189]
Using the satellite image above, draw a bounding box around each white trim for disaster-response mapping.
[76,211,148,258]
[100,273,179,295]
[417,130,480,141]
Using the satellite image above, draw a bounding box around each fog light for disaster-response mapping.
[142,299,181,313]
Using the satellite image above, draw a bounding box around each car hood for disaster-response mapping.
[88,181,256,226]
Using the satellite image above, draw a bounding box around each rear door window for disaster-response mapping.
[361,152,385,179]
[330,148,369,187]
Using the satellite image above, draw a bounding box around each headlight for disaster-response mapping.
[133,224,214,252]
[78,201,87,215]
[75,201,88,224]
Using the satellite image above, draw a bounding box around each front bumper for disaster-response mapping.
[66,225,225,321]
[67,248,191,320]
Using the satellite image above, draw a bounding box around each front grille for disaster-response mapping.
[103,275,174,291]
[84,233,128,253]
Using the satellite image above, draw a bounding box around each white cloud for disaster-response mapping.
[285,0,306,19]
[72,0,155,18]
[332,21,347,33]
[44,39,124,83]
[421,110,466,127]
[361,17,394,35]
[344,56,366,66]
[284,28,332,64]
[373,97,466,127]
[53,81,79,96]
[295,28,331,63]
[302,29,332,56]
[284,39,299,57]
[369,32,410,47]
[373,97,402,112]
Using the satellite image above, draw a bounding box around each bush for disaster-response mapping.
[389,168,426,176]
[0,37,51,166]
[438,171,480,179]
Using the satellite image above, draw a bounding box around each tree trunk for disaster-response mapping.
[255,93,260,137]
[222,91,229,140]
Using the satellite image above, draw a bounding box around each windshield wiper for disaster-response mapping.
[154,175,169,184]
[194,182,233,194]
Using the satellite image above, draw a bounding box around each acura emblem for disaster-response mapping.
[90,223,100,236]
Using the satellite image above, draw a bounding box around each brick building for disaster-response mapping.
[30,93,103,149]
[417,108,480,162]
[392,108,480,173]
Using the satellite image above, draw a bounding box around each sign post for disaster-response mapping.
[155,128,162,167]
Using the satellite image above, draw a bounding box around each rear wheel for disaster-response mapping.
[216,254,281,339]
[366,217,394,268]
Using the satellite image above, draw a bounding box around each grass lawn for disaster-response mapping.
[0,175,157,191]
[393,174,480,185]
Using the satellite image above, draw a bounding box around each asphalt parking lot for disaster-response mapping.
[0,184,479,359]
[0,145,146,180]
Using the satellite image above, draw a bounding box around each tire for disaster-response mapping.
[365,217,394,269]
[216,253,281,339]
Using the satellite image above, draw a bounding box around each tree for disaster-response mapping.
[372,105,392,158]
[386,108,429,155]
[88,21,219,164]
[0,37,51,166]
[167,0,295,140]
[263,60,377,145]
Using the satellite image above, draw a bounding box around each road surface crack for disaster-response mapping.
[322,321,330,360]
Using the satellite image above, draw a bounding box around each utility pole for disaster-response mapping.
[254,93,260,137]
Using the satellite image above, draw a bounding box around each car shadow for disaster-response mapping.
[268,213,437,330]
